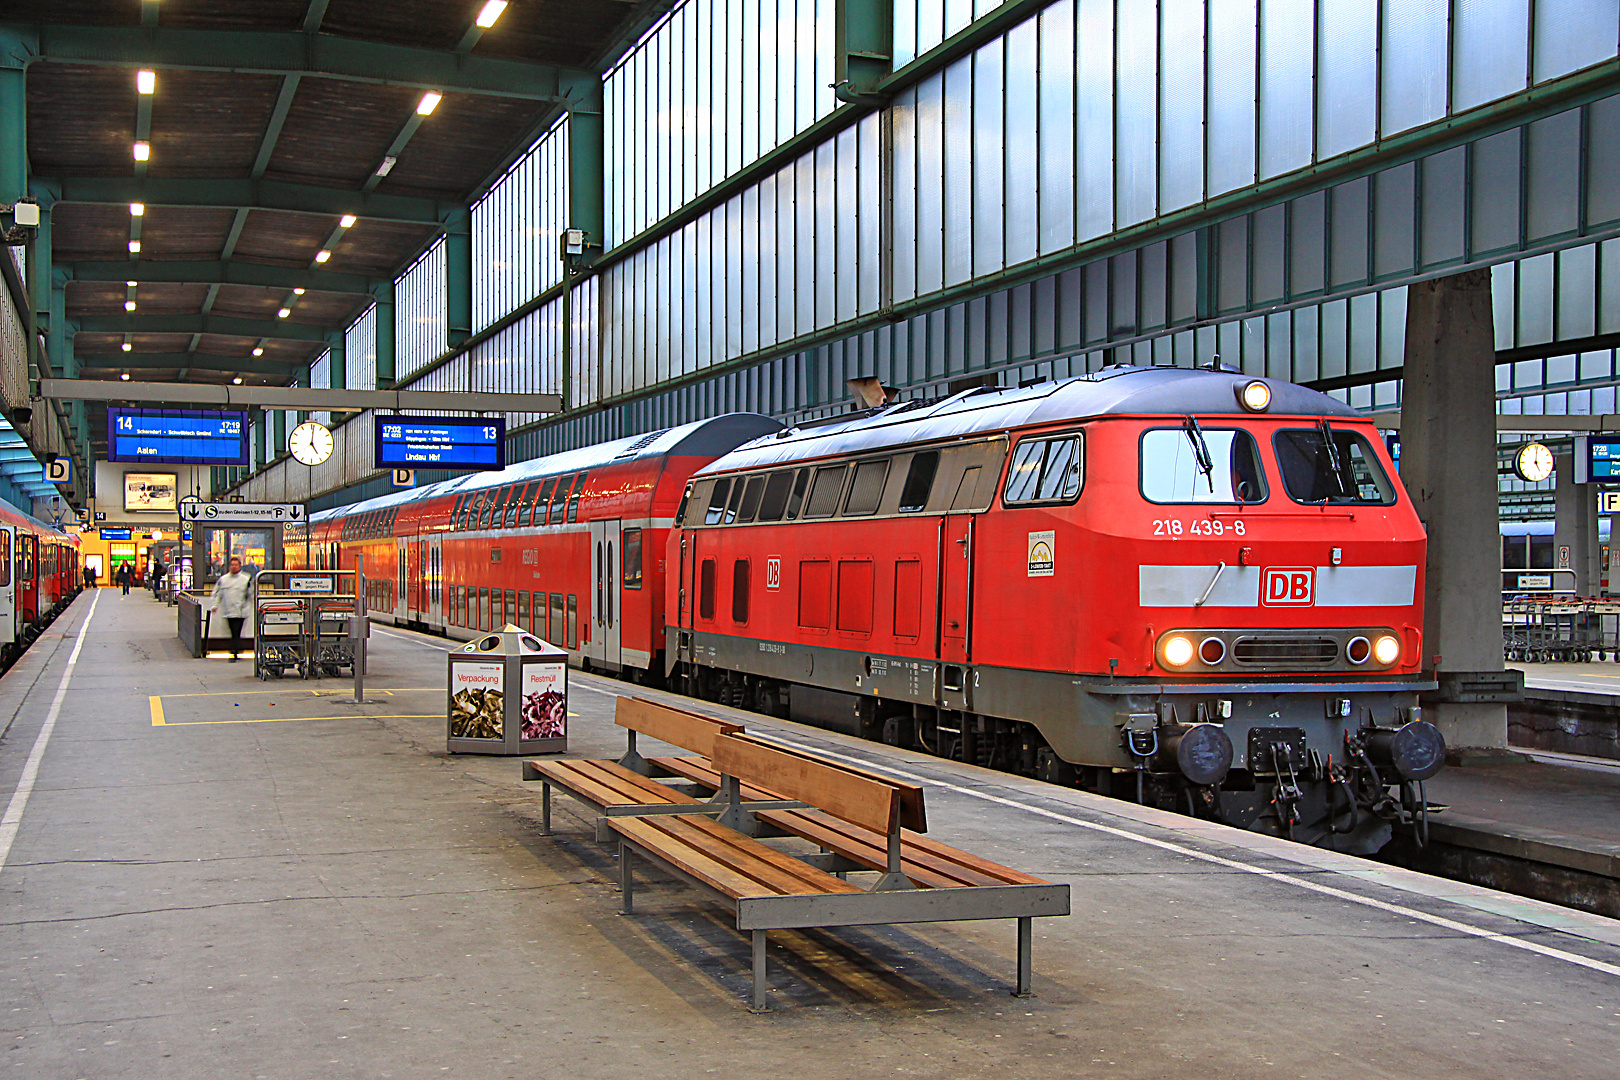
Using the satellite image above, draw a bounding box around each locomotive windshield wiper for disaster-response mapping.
[1182,416,1215,492]
[1318,417,1348,496]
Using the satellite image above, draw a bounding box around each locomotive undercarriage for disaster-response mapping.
[668,631,1444,856]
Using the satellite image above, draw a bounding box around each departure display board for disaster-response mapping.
[374,415,505,471]
[1589,436,1620,481]
[107,409,249,466]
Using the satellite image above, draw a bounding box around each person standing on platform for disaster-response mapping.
[82,565,94,591]
[208,556,252,663]
[151,559,167,599]
[115,563,131,596]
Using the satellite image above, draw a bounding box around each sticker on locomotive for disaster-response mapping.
[1262,567,1314,606]
[765,557,781,590]
[1027,531,1055,577]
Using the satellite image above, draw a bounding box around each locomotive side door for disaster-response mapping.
[0,528,14,646]
[588,518,622,668]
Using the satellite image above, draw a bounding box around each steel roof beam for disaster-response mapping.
[31,176,459,229]
[76,352,306,374]
[64,259,380,295]
[75,314,332,342]
[8,24,599,104]
[42,379,563,415]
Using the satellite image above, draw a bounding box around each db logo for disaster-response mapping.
[1262,567,1314,606]
[765,557,781,591]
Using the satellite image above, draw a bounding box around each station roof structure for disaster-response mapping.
[6,0,661,458]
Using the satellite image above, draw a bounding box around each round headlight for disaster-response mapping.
[1162,635,1195,668]
[1238,380,1272,412]
[1372,634,1401,665]
[1199,637,1226,665]
[1345,636,1372,664]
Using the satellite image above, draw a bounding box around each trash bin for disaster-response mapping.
[447,624,569,755]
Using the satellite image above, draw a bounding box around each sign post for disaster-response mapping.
[353,554,367,704]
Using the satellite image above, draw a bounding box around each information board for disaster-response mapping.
[99,528,132,540]
[107,409,249,466]
[374,415,505,471]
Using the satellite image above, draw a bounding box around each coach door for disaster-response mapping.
[589,519,622,668]
[17,535,36,624]
[0,528,14,646]
[423,538,441,624]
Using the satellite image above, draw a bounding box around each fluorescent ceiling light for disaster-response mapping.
[375,155,396,177]
[127,240,141,253]
[292,287,305,295]
[124,300,137,311]
[132,141,150,162]
[252,347,264,356]
[120,343,132,352]
[125,280,137,287]
[475,1,507,28]
[129,202,144,216]
[136,70,156,95]
[277,308,291,318]
[232,377,243,385]
[314,250,331,263]
[338,214,357,229]
[416,91,442,116]
[120,372,131,380]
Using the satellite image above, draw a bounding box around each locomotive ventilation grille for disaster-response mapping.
[1230,635,1340,666]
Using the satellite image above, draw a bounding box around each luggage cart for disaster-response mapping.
[255,596,308,679]
[311,595,356,677]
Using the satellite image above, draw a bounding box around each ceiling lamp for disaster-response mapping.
[339,214,357,229]
[125,280,137,287]
[292,287,306,295]
[277,308,291,318]
[120,372,131,380]
[232,377,244,385]
[416,91,442,116]
[475,1,508,28]
[124,300,137,311]
[129,202,145,216]
[252,347,264,356]
[375,156,397,177]
[136,69,156,95]
[315,250,332,263]
[132,141,150,162]
[127,240,141,253]
[120,342,132,352]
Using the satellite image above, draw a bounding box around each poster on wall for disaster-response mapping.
[448,660,504,740]
[520,663,566,741]
[124,472,178,513]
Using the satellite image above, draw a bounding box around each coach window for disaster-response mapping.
[756,470,794,521]
[732,559,751,624]
[785,469,810,519]
[622,529,643,589]
[567,472,587,521]
[1141,428,1267,504]
[518,590,530,632]
[504,483,527,528]
[0,531,11,587]
[704,478,733,525]
[567,595,578,649]
[844,459,890,516]
[803,465,848,518]
[736,476,767,523]
[505,590,516,628]
[898,452,940,512]
[533,478,556,525]
[549,592,565,646]
[550,475,573,522]
[1004,435,1084,505]
[699,557,717,621]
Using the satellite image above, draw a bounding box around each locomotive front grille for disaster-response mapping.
[1230,635,1340,666]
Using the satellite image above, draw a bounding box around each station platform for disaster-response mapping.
[1,591,1618,1078]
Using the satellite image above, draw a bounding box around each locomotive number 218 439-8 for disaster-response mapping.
[1152,518,1247,537]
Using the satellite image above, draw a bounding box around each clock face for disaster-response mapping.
[289,421,334,466]
[1514,442,1554,483]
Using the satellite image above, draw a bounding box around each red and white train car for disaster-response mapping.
[664,366,1442,852]
[0,502,81,664]
[288,415,780,672]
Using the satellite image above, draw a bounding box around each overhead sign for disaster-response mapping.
[99,527,132,540]
[107,408,249,466]
[181,502,306,524]
[374,415,505,471]
[1601,490,1620,515]
[45,457,71,484]
[391,468,415,487]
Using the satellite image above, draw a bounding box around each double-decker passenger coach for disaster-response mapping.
[666,365,1444,852]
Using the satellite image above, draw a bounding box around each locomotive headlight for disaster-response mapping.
[1161,634,1196,668]
[1372,634,1402,665]
[1237,380,1272,412]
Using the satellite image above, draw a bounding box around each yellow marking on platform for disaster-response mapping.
[157,687,439,699]
[153,711,438,728]
[149,696,165,727]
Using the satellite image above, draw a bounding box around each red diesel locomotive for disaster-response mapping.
[665,366,1443,853]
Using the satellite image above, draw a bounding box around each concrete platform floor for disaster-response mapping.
[1,591,1618,1079]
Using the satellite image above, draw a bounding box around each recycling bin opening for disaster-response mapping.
[447,624,568,756]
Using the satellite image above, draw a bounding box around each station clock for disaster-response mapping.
[289,420,335,466]
[1512,441,1555,483]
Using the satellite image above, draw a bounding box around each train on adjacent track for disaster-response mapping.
[0,502,82,669]
[296,364,1444,853]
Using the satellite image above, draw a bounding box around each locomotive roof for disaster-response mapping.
[697,365,1362,475]
[312,412,782,523]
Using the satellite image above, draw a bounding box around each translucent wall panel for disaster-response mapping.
[472,116,569,332]
[345,304,377,391]
[309,349,331,426]
[395,239,447,380]
[604,0,839,245]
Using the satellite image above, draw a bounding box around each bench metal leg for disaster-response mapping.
[542,781,552,835]
[1013,916,1033,998]
[751,930,768,1012]
[619,841,634,914]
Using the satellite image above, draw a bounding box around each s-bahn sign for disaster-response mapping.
[181,502,306,523]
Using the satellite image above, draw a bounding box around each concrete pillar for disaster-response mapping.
[1399,269,1507,751]
[1554,453,1599,595]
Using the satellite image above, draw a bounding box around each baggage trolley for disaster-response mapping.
[255,597,308,679]
[311,595,356,678]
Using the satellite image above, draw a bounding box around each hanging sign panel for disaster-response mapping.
[107,409,249,466]
[374,415,505,471]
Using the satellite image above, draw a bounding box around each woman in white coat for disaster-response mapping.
[208,556,253,662]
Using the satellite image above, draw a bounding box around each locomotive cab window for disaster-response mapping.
[898,452,939,512]
[1004,435,1084,505]
[736,476,767,523]
[704,478,732,525]
[785,470,810,519]
[757,470,795,521]
[675,483,693,526]
[1140,427,1267,504]
[1273,426,1396,505]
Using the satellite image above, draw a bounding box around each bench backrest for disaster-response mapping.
[712,733,904,835]
[616,696,743,758]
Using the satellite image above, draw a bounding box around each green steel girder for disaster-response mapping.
[61,259,382,296]
[833,0,893,105]
[75,314,331,341]
[77,351,306,374]
[31,176,465,229]
[2,24,599,104]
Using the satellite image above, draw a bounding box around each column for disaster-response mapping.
[1554,453,1599,596]
[374,281,395,389]
[1399,270,1508,753]
[445,208,471,349]
[326,333,345,389]
[0,48,25,206]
